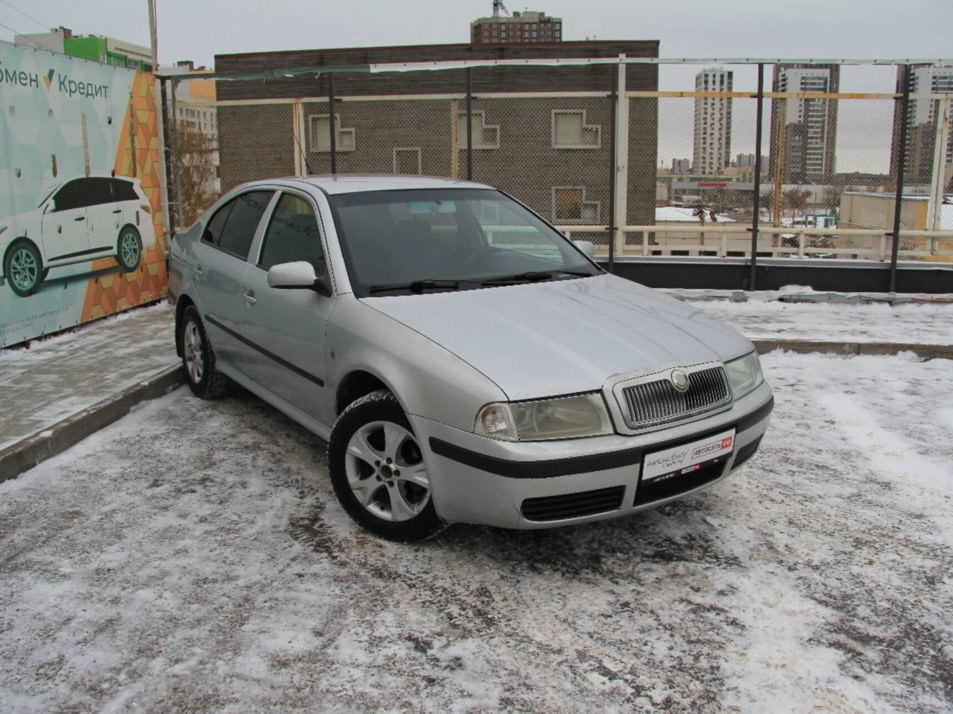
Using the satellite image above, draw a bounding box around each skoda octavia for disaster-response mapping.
[168,176,772,541]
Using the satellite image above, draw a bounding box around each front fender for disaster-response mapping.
[326,297,506,432]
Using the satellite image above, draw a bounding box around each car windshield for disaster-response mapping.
[329,188,602,297]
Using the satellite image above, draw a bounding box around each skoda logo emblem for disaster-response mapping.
[670,369,690,392]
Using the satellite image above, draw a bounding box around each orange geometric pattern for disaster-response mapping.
[80,72,168,323]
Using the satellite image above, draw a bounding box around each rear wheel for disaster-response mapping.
[179,305,231,398]
[5,241,43,297]
[117,226,142,272]
[328,390,441,542]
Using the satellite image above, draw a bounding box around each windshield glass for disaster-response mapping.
[329,189,601,297]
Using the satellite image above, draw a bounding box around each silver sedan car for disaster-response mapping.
[168,175,772,541]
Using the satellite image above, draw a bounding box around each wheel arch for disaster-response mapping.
[3,236,40,266]
[335,370,392,416]
[173,294,196,358]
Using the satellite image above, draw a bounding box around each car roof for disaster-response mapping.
[251,174,496,196]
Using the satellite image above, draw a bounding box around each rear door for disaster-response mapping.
[239,189,334,424]
[193,189,276,373]
[82,177,119,256]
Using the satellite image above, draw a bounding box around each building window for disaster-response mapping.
[552,110,601,149]
[552,187,600,223]
[393,148,422,175]
[457,111,500,150]
[308,114,355,153]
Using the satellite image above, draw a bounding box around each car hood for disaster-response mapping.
[363,275,753,400]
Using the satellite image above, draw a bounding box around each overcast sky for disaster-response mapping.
[2,0,949,72]
[2,0,951,172]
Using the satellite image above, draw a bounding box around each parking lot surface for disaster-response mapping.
[1,350,952,712]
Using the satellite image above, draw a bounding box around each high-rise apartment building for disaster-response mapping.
[471,10,562,44]
[692,68,733,175]
[890,64,953,182]
[769,64,839,182]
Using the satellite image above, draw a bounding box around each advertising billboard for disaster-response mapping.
[0,41,166,347]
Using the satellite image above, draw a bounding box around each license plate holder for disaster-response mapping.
[641,429,736,485]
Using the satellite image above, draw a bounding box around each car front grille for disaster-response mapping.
[521,486,625,522]
[618,365,731,431]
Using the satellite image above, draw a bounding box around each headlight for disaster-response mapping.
[475,392,613,441]
[725,351,764,399]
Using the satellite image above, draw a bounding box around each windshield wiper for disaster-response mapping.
[368,279,462,294]
[481,269,594,286]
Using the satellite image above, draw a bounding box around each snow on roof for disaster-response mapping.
[656,206,735,223]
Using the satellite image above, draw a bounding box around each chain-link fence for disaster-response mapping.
[160,58,953,284]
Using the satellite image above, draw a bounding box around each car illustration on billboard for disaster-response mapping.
[0,174,155,297]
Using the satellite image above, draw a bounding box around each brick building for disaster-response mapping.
[212,41,659,230]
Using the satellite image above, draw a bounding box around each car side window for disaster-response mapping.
[202,191,273,259]
[259,193,325,273]
[112,179,139,202]
[202,202,234,248]
[52,181,84,212]
[86,178,116,206]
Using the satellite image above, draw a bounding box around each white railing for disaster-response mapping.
[558,225,953,261]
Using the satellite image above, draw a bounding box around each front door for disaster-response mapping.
[239,190,334,426]
[40,179,91,264]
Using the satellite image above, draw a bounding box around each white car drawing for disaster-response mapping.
[0,175,155,297]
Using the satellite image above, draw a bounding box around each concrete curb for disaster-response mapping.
[1,338,950,484]
[0,364,185,484]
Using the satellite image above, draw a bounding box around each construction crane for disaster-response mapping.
[493,0,510,17]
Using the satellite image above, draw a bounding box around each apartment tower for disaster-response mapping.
[692,68,733,175]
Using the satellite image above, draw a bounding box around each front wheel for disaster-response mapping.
[328,390,441,542]
[117,226,142,272]
[5,241,43,297]
[179,305,231,399]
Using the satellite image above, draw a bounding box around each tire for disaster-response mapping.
[117,226,142,272]
[4,240,43,297]
[328,390,442,542]
[179,305,231,399]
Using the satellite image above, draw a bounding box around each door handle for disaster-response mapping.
[74,216,85,221]
[243,290,257,305]
[112,209,122,214]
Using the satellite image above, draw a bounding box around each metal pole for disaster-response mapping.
[168,78,184,231]
[328,73,337,175]
[750,63,765,291]
[466,68,473,181]
[889,65,912,293]
[607,63,617,273]
[147,0,158,69]
[612,54,629,261]
[926,96,951,231]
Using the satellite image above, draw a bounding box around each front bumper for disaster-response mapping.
[410,382,773,530]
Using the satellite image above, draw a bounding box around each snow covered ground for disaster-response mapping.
[1,350,951,712]
[671,288,953,345]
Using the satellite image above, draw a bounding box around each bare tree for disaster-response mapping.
[176,124,218,227]
[783,188,811,222]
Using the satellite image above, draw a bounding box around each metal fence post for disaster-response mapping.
[466,68,473,181]
[749,63,765,291]
[328,73,337,175]
[607,62,617,273]
[927,96,951,232]
[612,55,629,263]
[889,65,912,293]
[168,77,184,232]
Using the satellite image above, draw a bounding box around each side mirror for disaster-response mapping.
[267,261,331,296]
[573,240,596,259]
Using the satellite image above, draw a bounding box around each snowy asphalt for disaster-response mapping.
[1,348,952,712]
